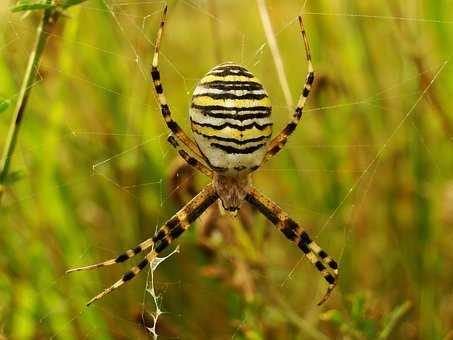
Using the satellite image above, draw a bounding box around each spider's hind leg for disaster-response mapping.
[66,237,154,273]
[83,184,218,306]
[67,136,212,275]
[245,187,338,305]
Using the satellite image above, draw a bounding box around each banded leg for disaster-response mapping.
[245,187,338,305]
[167,134,213,178]
[71,184,218,306]
[151,6,202,158]
[66,237,155,273]
[262,16,314,164]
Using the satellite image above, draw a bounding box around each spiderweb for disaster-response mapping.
[1,0,452,338]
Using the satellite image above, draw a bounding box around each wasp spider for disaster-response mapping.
[67,6,338,306]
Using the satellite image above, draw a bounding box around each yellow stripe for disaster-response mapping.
[192,96,271,109]
[193,124,272,140]
[201,74,260,84]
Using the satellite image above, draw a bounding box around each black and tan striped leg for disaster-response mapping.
[245,187,338,305]
[167,134,213,178]
[262,16,314,164]
[151,6,202,158]
[69,184,218,306]
[66,237,155,274]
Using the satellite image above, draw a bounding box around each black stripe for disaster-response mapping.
[281,219,299,241]
[194,131,270,145]
[186,192,218,223]
[170,225,185,239]
[298,241,310,254]
[211,165,228,172]
[318,250,328,259]
[167,135,178,147]
[315,261,326,271]
[179,151,199,167]
[267,144,282,156]
[208,69,254,78]
[245,193,280,225]
[210,65,253,73]
[283,122,297,135]
[295,107,303,119]
[155,239,169,253]
[325,273,335,284]
[191,119,272,132]
[115,253,130,263]
[300,231,312,244]
[153,229,166,242]
[167,121,180,132]
[137,258,149,270]
[307,72,314,85]
[286,219,299,230]
[282,227,297,241]
[155,83,163,94]
[191,104,271,113]
[151,68,160,80]
[166,215,180,230]
[123,271,135,281]
[303,87,310,97]
[194,110,271,121]
[193,92,268,100]
[212,64,250,72]
[133,245,142,254]
[328,259,338,270]
[210,142,265,154]
[161,104,170,116]
[201,81,264,90]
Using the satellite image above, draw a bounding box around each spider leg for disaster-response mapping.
[245,187,338,305]
[151,6,203,158]
[167,134,213,178]
[66,136,214,275]
[66,237,155,273]
[262,16,314,164]
[74,184,217,306]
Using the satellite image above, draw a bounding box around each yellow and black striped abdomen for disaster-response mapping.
[190,63,272,174]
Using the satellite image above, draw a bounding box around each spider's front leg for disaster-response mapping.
[263,16,314,164]
[167,134,213,178]
[245,187,338,305]
[151,6,204,159]
[67,184,218,306]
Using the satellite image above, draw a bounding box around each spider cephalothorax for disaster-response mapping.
[212,172,251,213]
[67,6,338,307]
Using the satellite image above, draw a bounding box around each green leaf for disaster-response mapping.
[378,301,412,340]
[10,1,55,12]
[61,0,87,9]
[0,99,10,113]
[356,318,377,339]
[350,294,366,321]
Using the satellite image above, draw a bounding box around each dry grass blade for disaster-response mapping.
[256,0,294,113]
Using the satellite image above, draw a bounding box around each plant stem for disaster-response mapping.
[256,0,293,113]
[0,4,58,205]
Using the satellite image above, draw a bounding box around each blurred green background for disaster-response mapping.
[1,0,453,339]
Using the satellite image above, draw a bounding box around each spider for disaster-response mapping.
[67,6,338,306]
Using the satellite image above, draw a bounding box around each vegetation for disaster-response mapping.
[1,0,452,338]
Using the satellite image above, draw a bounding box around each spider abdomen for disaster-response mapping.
[190,63,272,174]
